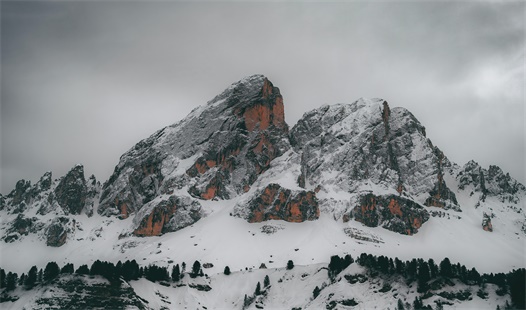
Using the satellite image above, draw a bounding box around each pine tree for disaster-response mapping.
[507,268,526,309]
[313,286,321,299]
[76,264,90,275]
[439,257,452,278]
[428,258,438,279]
[191,260,201,278]
[37,269,43,283]
[397,298,405,310]
[417,261,431,293]
[60,263,74,274]
[18,273,26,286]
[25,266,38,289]
[243,294,249,308]
[394,258,405,275]
[172,264,181,281]
[287,260,294,270]
[121,260,140,281]
[0,268,6,289]
[6,272,17,291]
[264,275,270,288]
[44,262,60,282]
[255,282,261,296]
[223,266,231,275]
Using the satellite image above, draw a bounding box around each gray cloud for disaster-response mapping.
[1,1,524,193]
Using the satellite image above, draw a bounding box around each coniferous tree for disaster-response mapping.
[428,259,438,279]
[18,273,26,286]
[25,266,38,289]
[468,267,481,285]
[44,262,60,282]
[223,266,231,275]
[144,265,169,282]
[407,259,417,279]
[121,260,140,281]
[191,260,201,278]
[313,286,321,299]
[172,264,181,281]
[264,275,270,288]
[378,256,389,274]
[0,268,6,289]
[243,294,249,308]
[255,282,261,296]
[439,257,452,278]
[76,264,90,275]
[388,258,395,275]
[37,269,43,283]
[287,260,294,270]
[507,268,526,309]
[60,263,74,274]
[394,258,405,275]
[6,272,17,291]
[417,261,431,293]
[397,298,405,310]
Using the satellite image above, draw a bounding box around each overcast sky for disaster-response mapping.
[1,1,524,194]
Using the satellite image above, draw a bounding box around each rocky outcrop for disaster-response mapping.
[349,194,429,235]
[289,98,459,211]
[99,75,290,218]
[54,165,88,215]
[8,179,32,208]
[2,214,44,243]
[45,217,72,247]
[424,149,459,210]
[133,196,202,237]
[233,183,319,223]
[457,160,525,203]
[482,213,493,232]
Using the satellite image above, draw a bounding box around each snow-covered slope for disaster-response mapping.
[1,74,524,308]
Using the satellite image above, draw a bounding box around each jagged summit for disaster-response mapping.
[98,75,290,233]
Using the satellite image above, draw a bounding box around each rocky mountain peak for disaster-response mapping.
[54,164,87,215]
[97,75,291,236]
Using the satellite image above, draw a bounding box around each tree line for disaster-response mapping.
[0,258,209,293]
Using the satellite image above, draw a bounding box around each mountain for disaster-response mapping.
[1,75,524,309]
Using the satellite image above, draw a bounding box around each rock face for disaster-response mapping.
[133,196,202,237]
[45,217,72,247]
[350,194,430,235]
[457,160,525,203]
[0,166,101,246]
[2,214,43,243]
[233,183,319,223]
[54,165,88,215]
[482,213,493,232]
[290,99,458,210]
[99,75,290,222]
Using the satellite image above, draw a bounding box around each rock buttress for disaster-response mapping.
[234,183,319,223]
[350,194,429,235]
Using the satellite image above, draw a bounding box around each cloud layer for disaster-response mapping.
[1,1,524,193]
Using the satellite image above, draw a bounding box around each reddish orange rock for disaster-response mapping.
[351,194,429,235]
[133,204,176,237]
[243,184,319,223]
